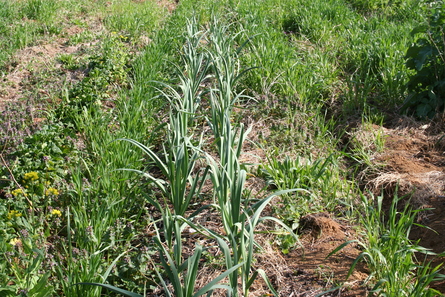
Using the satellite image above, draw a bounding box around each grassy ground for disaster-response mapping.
[1,0,445,296]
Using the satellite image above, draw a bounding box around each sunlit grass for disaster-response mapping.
[329,192,445,296]
[1,0,441,296]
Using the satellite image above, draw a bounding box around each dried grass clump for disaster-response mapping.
[366,171,445,210]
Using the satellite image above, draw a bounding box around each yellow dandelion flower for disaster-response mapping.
[9,238,21,246]
[11,188,23,197]
[24,172,39,181]
[46,188,59,196]
[51,209,62,217]
[7,210,22,220]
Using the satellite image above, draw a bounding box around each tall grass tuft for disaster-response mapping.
[329,192,445,296]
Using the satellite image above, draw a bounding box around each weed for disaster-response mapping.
[404,0,445,118]
[261,154,348,215]
[104,0,166,39]
[329,192,445,295]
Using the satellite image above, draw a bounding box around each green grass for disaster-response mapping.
[329,192,445,296]
[1,0,443,296]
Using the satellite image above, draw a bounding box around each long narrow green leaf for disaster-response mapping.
[315,285,343,297]
[116,138,169,175]
[243,214,255,294]
[101,250,128,282]
[250,188,308,227]
[256,216,302,250]
[193,262,244,297]
[347,252,371,280]
[185,245,203,297]
[27,272,53,297]
[73,283,143,297]
[214,235,239,295]
[153,266,174,297]
[154,236,183,297]
[326,240,359,259]
[245,270,258,293]
[257,269,279,297]
[117,168,167,194]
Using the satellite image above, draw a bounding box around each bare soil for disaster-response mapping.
[280,213,369,296]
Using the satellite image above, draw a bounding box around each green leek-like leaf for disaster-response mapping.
[73,283,143,297]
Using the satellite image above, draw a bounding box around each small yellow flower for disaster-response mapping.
[24,172,39,181]
[11,189,23,197]
[50,209,62,217]
[9,238,21,246]
[46,188,59,196]
[7,210,22,220]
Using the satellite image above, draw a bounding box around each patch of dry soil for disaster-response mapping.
[283,213,368,296]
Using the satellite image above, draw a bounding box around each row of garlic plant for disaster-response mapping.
[121,17,210,265]
[205,19,301,296]
[111,16,299,297]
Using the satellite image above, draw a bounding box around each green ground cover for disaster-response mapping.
[1,0,445,295]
